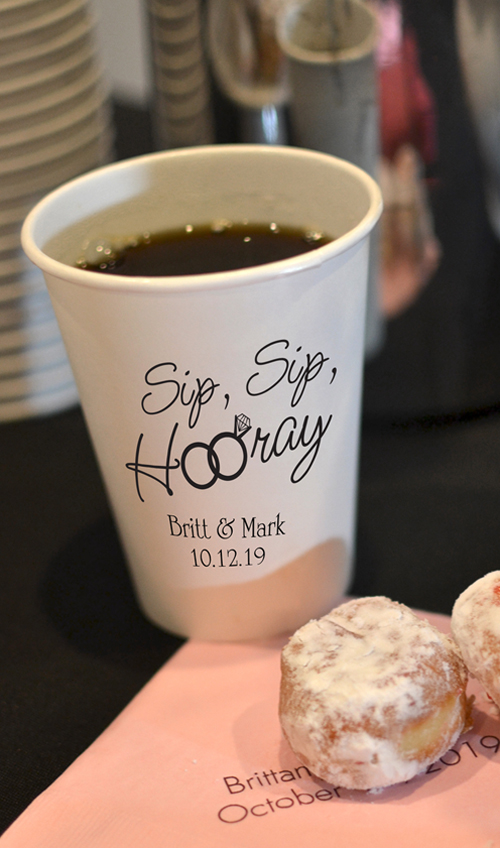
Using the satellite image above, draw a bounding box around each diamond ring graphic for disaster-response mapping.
[180,414,252,489]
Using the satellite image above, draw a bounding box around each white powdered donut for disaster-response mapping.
[279,596,471,790]
[451,570,500,708]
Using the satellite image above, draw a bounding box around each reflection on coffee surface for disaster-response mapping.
[76,221,333,276]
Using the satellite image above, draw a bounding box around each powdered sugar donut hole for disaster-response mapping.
[451,570,500,709]
[279,596,472,790]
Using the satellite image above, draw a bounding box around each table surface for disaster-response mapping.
[2,392,500,833]
[3,69,500,830]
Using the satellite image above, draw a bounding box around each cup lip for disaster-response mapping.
[0,116,109,176]
[277,0,378,67]
[21,144,382,294]
[0,44,95,98]
[0,0,87,41]
[0,18,90,70]
[0,86,107,150]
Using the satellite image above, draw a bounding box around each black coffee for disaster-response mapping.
[77,222,332,276]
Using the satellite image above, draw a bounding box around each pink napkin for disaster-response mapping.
[2,611,500,846]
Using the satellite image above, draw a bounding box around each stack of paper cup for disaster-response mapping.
[277,0,384,357]
[456,0,500,241]
[206,0,290,144]
[146,0,214,149]
[0,0,113,422]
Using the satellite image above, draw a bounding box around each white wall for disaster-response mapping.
[90,0,152,105]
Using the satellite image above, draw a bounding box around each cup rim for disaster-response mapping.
[0,129,112,202]
[277,0,378,67]
[0,337,66,374]
[0,86,107,150]
[0,18,90,70]
[22,144,382,293]
[0,0,87,41]
[0,380,78,422]
[0,0,68,14]
[0,62,101,123]
[0,117,110,176]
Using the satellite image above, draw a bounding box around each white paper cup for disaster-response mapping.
[456,0,500,240]
[0,358,74,399]
[0,118,112,179]
[0,20,92,78]
[0,65,102,131]
[0,378,78,422]
[0,128,113,200]
[22,144,382,641]
[0,44,97,104]
[0,268,47,301]
[278,0,383,357]
[149,0,200,21]
[0,89,108,155]
[0,335,67,373]
[0,313,60,351]
[0,0,88,47]
[0,287,54,329]
[278,0,378,178]
[151,12,201,45]
[153,36,203,69]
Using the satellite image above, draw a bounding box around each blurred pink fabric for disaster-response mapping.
[373,0,441,317]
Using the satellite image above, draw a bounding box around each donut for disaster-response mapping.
[451,570,500,709]
[279,596,472,790]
